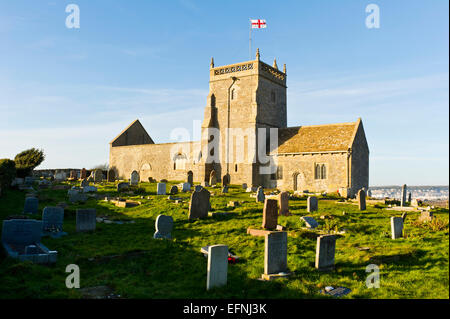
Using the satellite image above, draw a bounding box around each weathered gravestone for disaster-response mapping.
[221,186,228,194]
[307,196,318,212]
[54,171,67,181]
[182,182,191,192]
[209,170,217,186]
[76,209,96,232]
[80,168,87,179]
[390,216,403,239]
[69,170,77,180]
[1,219,57,263]
[206,244,228,290]
[256,187,265,203]
[401,184,407,207]
[24,197,38,214]
[83,185,97,193]
[188,187,211,220]
[357,189,366,211]
[408,192,412,203]
[262,231,288,280]
[222,174,230,186]
[187,171,193,185]
[315,234,336,271]
[153,215,174,239]
[42,207,67,238]
[68,189,87,203]
[130,170,139,186]
[419,211,434,223]
[117,182,129,192]
[262,199,278,230]
[157,183,166,195]
[242,183,247,190]
[107,169,116,182]
[80,178,89,187]
[278,191,290,216]
[301,216,319,229]
[93,169,103,183]
[170,185,178,195]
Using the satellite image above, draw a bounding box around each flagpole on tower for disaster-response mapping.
[249,18,252,60]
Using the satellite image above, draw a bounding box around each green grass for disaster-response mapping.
[0,181,448,299]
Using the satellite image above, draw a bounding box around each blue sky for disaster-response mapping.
[0,0,448,186]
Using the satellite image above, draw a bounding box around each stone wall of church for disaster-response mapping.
[349,124,369,197]
[272,152,349,193]
[109,141,202,183]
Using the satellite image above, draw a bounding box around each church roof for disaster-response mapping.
[110,119,155,147]
[276,120,360,154]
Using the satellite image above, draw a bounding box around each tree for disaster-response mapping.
[0,159,16,188]
[14,148,45,177]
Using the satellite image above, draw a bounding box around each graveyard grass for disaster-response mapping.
[0,181,448,299]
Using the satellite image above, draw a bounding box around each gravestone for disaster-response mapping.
[401,184,407,207]
[130,170,139,186]
[54,171,67,181]
[107,169,116,182]
[209,170,217,186]
[93,169,103,183]
[24,197,39,214]
[69,170,77,179]
[301,216,319,229]
[315,234,336,271]
[195,185,203,192]
[262,199,278,230]
[80,178,89,187]
[221,186,228,194]
[278,191,290,216]
[153,215,174,239]
[367,189,372,197]
[419,211,434,223]
[357,189,366,210]
[76,209,96,232]
[408,192,412,203]
[42,207,67,238]
[80,168,87,179]
[117,182,129,192]
[206,244,228,290]
[157,183,166,195]
[307,196,318,212]
[401,212,407,222]
[170,185,178,195]
[182,182,191,192]
[256,187,265,203]
[83,186,97,193]
[264,231,288,277]
[1,219,57,263]
[222,174,230,186]
[390,217,403,239]
[187,171,193,185]
[188,187,210,220]
[242,183,247,190]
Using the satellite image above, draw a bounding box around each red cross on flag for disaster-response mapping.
[251,19,267,29]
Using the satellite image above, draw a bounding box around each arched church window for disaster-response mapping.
[315,164,321,180]
[174,153,186,170]
[235,164,238,172]
[211,94,216,107]
[321,164,327,179]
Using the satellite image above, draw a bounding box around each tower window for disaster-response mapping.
[235,164,238,172]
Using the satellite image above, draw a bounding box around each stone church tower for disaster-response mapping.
[198,49,288,186]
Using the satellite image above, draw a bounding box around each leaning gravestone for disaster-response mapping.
[209,170,217,186]
[263,231,288,279]
[76,209,96,232]
[107,169,116,182]
[93,169,103,183]
[391,216,403,239]
[262,199,278,230]
[357,189,366,211]
[1,219,58,263]
[206,244,228,290]
[42,207,67,238]
[188,187,210,220]
[153,215,174,239]
[24,197,39,214]
[315,234,336,271]
[401,184,407,207]
[157,183,166,195]
[130,170,139,186]
[301,216,319,229]
[307,196,318,212]
[256,187,265,203]
[170,185,178,195]
[278,191,290,216]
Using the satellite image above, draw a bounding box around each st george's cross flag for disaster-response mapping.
[251,19,267,29]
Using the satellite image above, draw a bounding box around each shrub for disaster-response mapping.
[0,159,16,188]
[14,148,45,177]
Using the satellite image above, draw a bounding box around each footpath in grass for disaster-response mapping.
[0,181,448,299]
